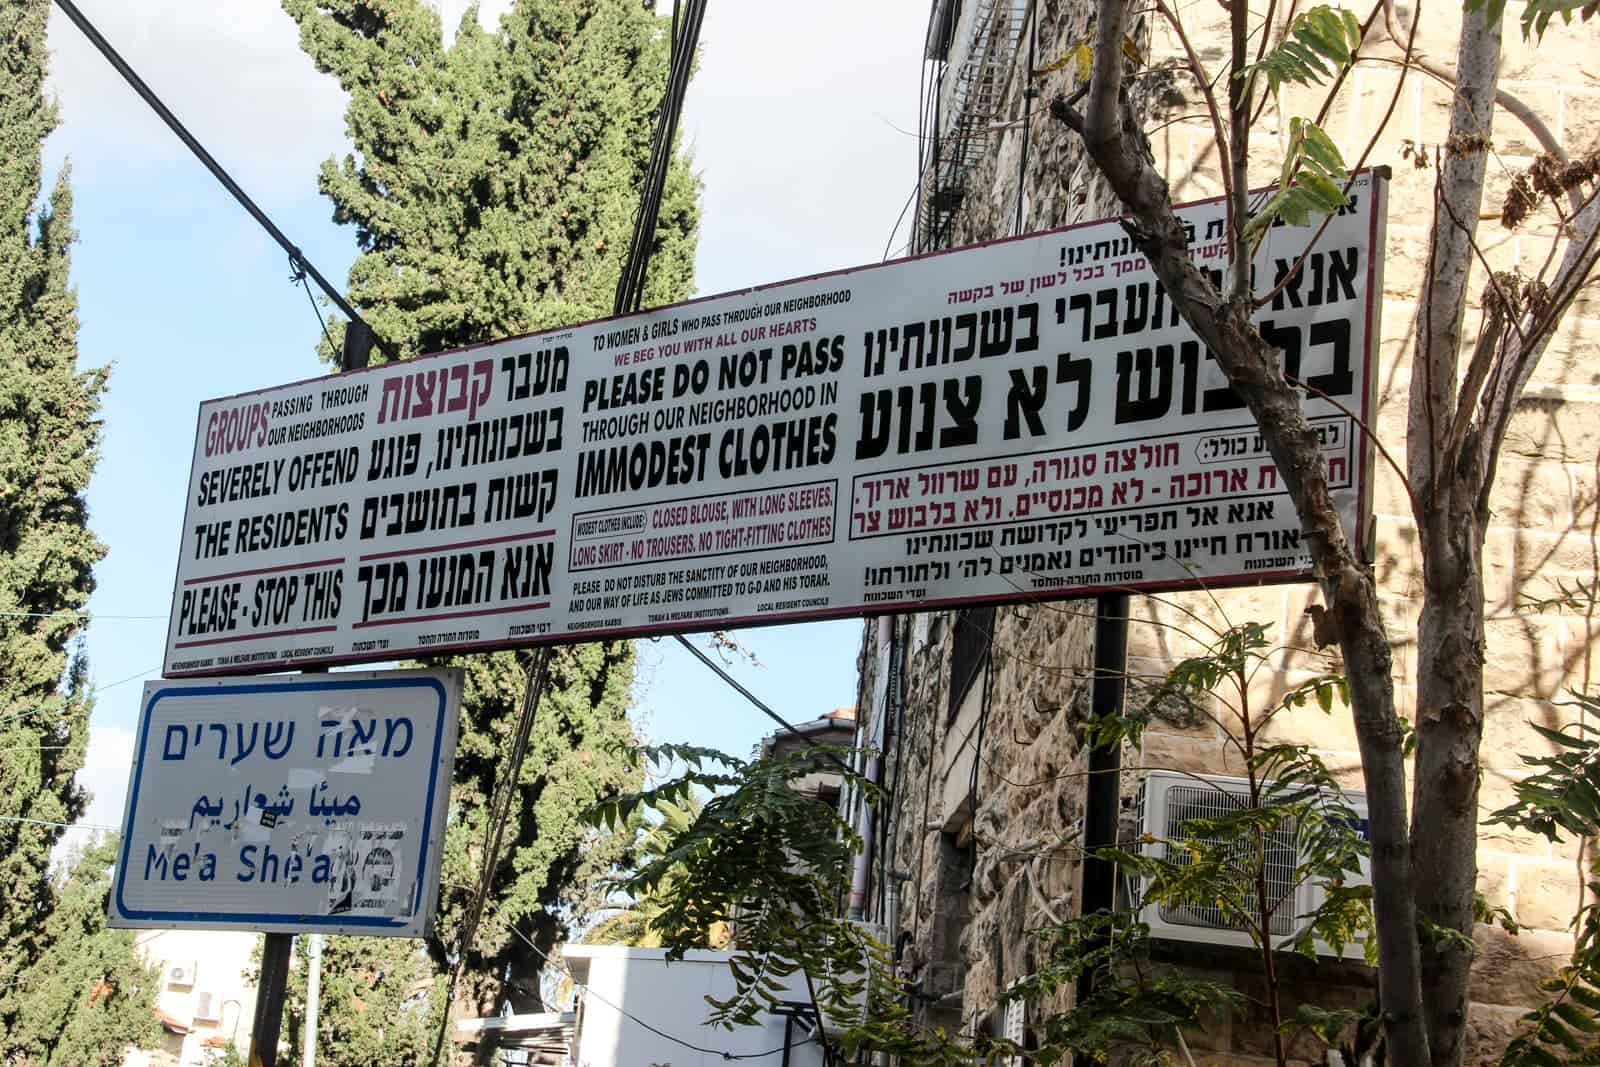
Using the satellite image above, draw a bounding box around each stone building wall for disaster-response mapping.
[853,0,1600,1062]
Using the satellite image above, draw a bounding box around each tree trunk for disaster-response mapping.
[1411,487,1488,1067]
[1407,5,1501,1064]
[1410,423,1493,1067]
[1052,1,1431,1059]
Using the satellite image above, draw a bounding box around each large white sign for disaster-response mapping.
[109,669,462,935]
[163,173,1385,676]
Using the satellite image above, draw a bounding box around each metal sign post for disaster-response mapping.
[1073,592,1127,1067]
[247,328,372,1067]
[249,938,292,1067]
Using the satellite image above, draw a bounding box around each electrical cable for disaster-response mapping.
[0,611,164,620]
[50,0,396,361]
[0,664,161,729]
[427,648,553,1067]
[964,642,996,850]
[671,635,851,775]
[506,923,812,1061]
[1014,0,1039,236]
[614,0,708,316]
[0,815,119,832]
[289,254,339,357]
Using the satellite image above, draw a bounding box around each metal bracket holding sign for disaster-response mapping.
[162,173,1385,677]
[109,668,462,936]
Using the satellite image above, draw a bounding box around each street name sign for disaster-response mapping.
[163,172,1386,676]
[109,669,462,935]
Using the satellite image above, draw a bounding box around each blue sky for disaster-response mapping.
[44,0,927,831]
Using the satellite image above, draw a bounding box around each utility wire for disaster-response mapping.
[0,664,161,729]
[613,0,707,315]
[671,636,851,775]
[427,648,554,1067]
[50,0,395,360]
[289,254,339,357]
[507,923,812,1061]
[0,815,119,832]
[0,611,164,621]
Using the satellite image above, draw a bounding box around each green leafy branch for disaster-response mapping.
[1012,912,1243,1065]
[1240,6,1363,95]
[1487,696,1600,1065]
[1245,118,1352,245]
[1466,0,1599,42]
[585,742,971,1062]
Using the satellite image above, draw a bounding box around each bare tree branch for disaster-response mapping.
[1053,0,1433,1058]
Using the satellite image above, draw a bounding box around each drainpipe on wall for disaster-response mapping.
[850,617,902,921]
[1073,593,1129,1067]
[847,750,880,921]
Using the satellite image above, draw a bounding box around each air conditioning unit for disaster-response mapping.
[1136,770,1371,960]
[192,991,219,1022]
[166,963,196,989]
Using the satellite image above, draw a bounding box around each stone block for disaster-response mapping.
[1128,593,1224,663]
[1478,771,1559,857]
[1375,595,1421,683]
[1478,853,1516,914]
[1481,613,1567,698]
[1482,695,1570,770]
[1513,858,1581,932]
[1255,673,1361,751]
[1524,312,1600,391]
[1558,615,1600,690]
[1561,86,1600,155]
[1485,521,1600,610]
[1469,923,1571,1006]
[1487,453,1584,528]
[1138,729,1245,776]
[1130,654,1227,737]
[1372,515,1424,597]
[1382,223,1433,300]
[1464,1003,1532,1067]
[1502,386,1600,470]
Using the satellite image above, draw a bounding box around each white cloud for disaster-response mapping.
[44,0,930,287]
[80,723,137,832]
[48,724,135,871]
[46,0,349,186]
[680,1,929,295]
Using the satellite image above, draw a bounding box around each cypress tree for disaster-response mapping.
[0,0,111,1033]
[1,835,161,1066]
[284,0,699,359]
[280,0,700,1041]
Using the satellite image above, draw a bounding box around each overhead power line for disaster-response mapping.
[671,636,852,775]
[0,815,119,833]
[50,0,395,360]
[0,663,161,730]
[0,610,164,621]
[507,923,811,1061]
[613,0,708,316]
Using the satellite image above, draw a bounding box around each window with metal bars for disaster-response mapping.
[947,607,995,721]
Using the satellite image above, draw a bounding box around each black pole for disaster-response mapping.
[251,330,368,1067]
[249,932,293,1067]
[1073,592,1128,1067]
[342,320,374,371]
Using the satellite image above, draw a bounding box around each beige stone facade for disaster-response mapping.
[850,0,1600,1062]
